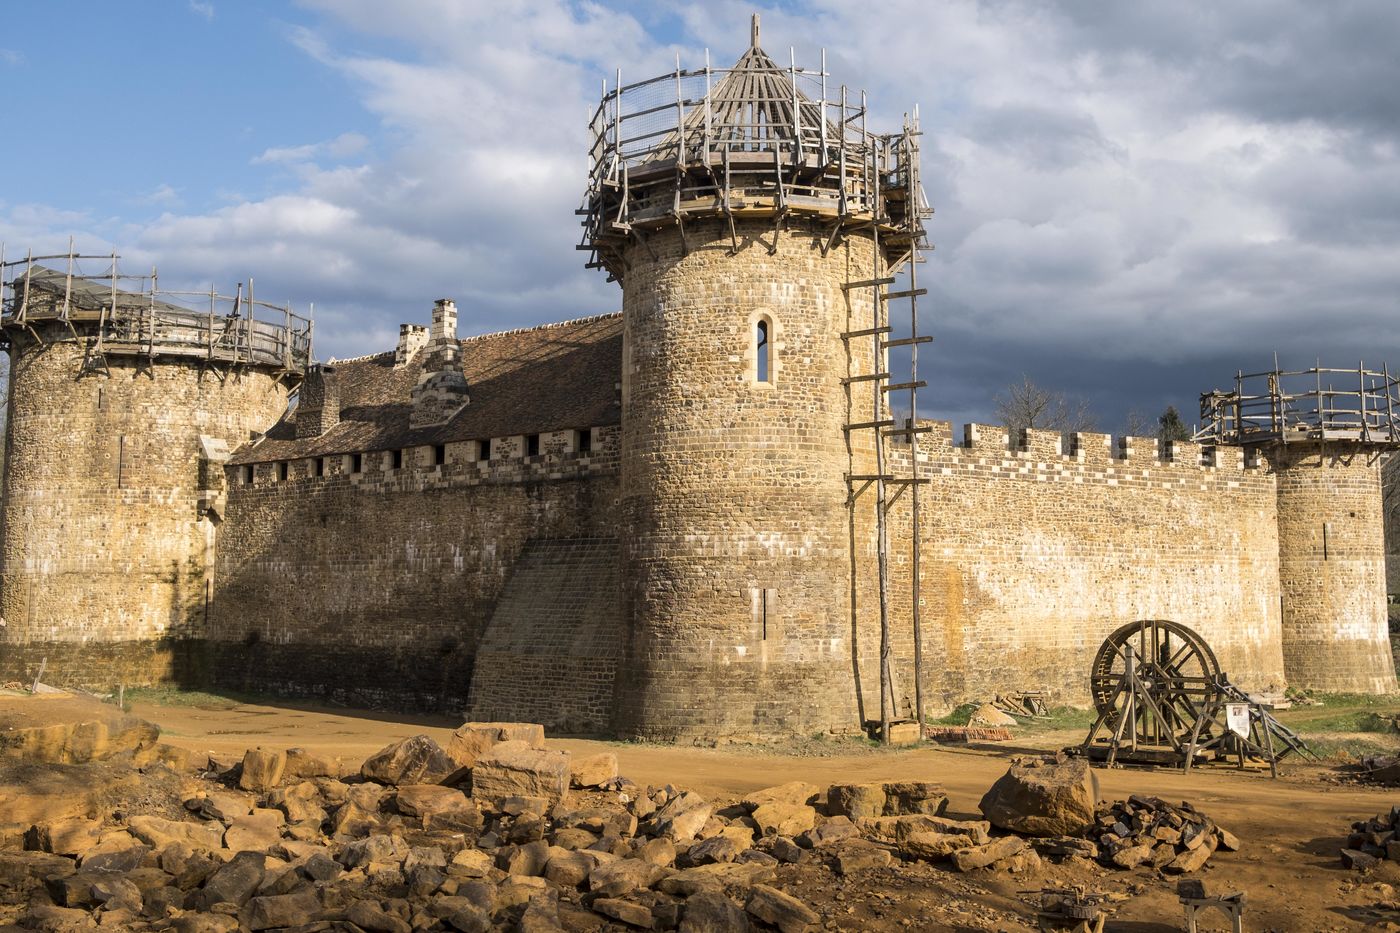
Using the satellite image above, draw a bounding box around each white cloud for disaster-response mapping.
[138,184,180,206]
[0,49,23,67]
[8,1,1400,419]
[189,1,214,21]
[253,132,368,165]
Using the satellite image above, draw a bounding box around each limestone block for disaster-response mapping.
[470,741,570,809]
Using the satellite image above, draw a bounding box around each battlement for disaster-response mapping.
[892,420,1265,488]
[0,250,311,374]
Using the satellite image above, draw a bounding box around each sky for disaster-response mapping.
[2,0,1398,433]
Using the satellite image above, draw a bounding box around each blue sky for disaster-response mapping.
[3,1,1399,433]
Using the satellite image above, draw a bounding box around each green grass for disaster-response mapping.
[119,686,244,711]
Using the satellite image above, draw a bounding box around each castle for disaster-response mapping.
[2,23,1396,741]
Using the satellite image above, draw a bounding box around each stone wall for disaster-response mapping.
[466,536,621,733]
[877,424,1288,711]
[212,426,620,711]
[1272,441,1394,693]
[0,321,290,688]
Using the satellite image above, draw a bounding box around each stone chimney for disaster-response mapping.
[296,364,340,438]
[410,299,470,428]
[395,324,428,367]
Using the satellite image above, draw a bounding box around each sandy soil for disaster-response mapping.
[130,696,1400,932]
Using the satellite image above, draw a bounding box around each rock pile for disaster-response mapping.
[1341,804,1400,869]
[3,721,1034,931]
[1087,796,1239,874]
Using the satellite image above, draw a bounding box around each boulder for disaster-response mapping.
[197,850,268,908]
[681,891,752,932]
[544,848,592,887]
[128,815,225,852]
[282,747,341,781]
[978,755,1099,837]
[360,735,458,786]
[900,831,978,861]
[224,809,284,853]
[1166,842,1216,874]
[858,814,990,845]
[827,783,886,820]
[346,898,412,933]
[751,802,815,838]
[593,897,654,928]
[395,784,472,818]
[882,781,948,816]
[471,741,570,808]
[446,722,545,769]
[741,782,820,813]
[969,703,1018,727]
[745,884,819,932]
[588,858,666,897]
[31,817,101,857]
[239,748,287,793]
[950,835,1028,872]
[79,833,150,873]
[243,888,320,930]
[798,816,859,848]
[685,830,751,866]
[658,862,775,897]
[570,753,618,789]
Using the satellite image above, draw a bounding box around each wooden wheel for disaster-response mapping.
[1090,620,1221,748]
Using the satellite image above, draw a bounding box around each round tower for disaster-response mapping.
[581,19,927,739]
[1201,366,1399,694]
[0,256,308,687]
[1272,440,1394,692]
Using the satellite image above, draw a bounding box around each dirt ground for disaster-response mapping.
[120,695,1400,932]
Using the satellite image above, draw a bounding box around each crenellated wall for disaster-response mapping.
[870,422,1287,711]
[210,425,621,711]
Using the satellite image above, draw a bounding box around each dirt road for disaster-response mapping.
[135,696,1400,931]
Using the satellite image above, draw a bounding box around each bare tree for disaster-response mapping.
[1122,408,1154,437]
[994,375,1098,437]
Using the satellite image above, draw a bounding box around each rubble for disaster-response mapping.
[1341,804,1400,868]
[0,710,1250,931]
[1087,796,1236,874]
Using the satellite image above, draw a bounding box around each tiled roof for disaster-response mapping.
[231,313,622,463]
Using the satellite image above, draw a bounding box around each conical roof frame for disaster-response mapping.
[652,17,843,163]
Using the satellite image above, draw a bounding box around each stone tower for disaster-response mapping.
[1201,368,1400,694]
[580,19,926,739]
[1273,441,1394,692]
[0,257,308,686]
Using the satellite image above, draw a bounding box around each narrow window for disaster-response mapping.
[315,457,325,477]
[277,461,289,482]
[242,464,255,485]
[391,449,403,470]
[350,453,363,474]
[755,318,771,383]
[478,439,491,462]
[761,588,768,640]
[527,434,540,457]
[434,444,447,466]
[577,428,592,454]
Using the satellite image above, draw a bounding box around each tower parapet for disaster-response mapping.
[1199,364,1400,693]
[0,249,310,687]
